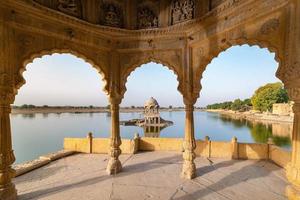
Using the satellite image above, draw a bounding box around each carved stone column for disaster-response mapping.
[181,100,196,179]
[106,97,122,175]
[0,20,17,200]
[286,88,300,199]
[0,88,17,200]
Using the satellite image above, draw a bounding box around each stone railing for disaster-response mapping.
[14,150,76,177]
[64,133,291,169]
[64,132,139,154]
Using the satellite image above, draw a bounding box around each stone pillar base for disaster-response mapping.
[181,161,196,179]
[286,185,300,200]
[0,183,17,200]
[106,159,122,175]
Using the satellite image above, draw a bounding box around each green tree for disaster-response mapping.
[251,82,288,112]
[231,99,243,111]
[21,104,28,109]
[243,99,252,106]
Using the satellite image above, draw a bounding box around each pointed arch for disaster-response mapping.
[15,49,109,95]
[120,53,184,99]
[194,38,284,92]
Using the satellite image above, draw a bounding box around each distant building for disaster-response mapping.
[120,97,173,137]
[272,103,293,116]
[144,97,161,126]
[143,97,162,137]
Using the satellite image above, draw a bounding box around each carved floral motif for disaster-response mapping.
[260,18,280,35]
[283,61,300,82]
[57,0,81,17]
[0,73,14,104]
[103,4,123,28]
[171,0,195,25]
[287,88,300,102]
[0,73,10,86]
[137,7,158,29]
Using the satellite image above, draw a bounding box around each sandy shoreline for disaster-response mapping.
[207,109,293,124]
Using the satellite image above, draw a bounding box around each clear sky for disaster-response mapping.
[14,45,280,107]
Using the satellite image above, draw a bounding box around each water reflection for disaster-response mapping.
[21,113,36,119]
[218,114,292,148]
[11,111,292,164]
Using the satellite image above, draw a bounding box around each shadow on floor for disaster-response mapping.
[17,153,182,199]
[17,154,284,200]
[173,160,283,200]
[14,165,66,184]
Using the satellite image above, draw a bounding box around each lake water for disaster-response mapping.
[11,111,292,164]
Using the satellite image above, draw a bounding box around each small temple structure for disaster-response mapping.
[121,97,173,137]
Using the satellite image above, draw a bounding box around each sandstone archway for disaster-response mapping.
[1,0,300,199]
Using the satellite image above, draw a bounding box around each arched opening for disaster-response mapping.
[12,53,108,164]
[121,62,184,139]
[197,44,291,148]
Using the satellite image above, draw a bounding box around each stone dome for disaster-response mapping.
[144,97,159,108]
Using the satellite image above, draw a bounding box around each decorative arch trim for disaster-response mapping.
[16,49,109,95]
[121,56,184,98]
[195,38,284,88]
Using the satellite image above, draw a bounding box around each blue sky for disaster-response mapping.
[14,45,280,107]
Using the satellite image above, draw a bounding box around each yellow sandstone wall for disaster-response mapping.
[64,137,138,154]
[210,141,232,158]
[238,143,268,159]
[139,137,183,151]
[269,145,291,169]
[64,137,291,169]
[195,140,208,157]
[92,138,110,154]
[64,138,90,153]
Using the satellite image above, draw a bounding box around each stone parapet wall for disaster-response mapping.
[269,145,291,169]
[64,136,291,169]
[139,138,183,151]
[14,150,76,177]
[64,137,139,154]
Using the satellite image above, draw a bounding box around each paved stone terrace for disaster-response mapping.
[14,152,288,200]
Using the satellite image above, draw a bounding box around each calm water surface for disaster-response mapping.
[11,111,292,164]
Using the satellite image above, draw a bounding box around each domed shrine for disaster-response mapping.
[121,97,173,137]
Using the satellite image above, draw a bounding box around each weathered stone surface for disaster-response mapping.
[0,0,299,198]
[14,152,288,200]
[14,150,76,177]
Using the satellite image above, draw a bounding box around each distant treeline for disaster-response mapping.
[12,105,106,109]
[207,99,252,111]
[206,82,289,112]
[12,104,188,110]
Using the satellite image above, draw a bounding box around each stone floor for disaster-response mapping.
[14,152,289,200]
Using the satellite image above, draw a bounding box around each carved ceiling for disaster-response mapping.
[32,0,222,30]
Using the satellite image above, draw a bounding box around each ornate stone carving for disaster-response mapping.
[57,0,81,17]
[284,61,300,81]
[137,7,158,29]
[0,73,14,105]
[0,73,10,86]
[260,19,280,35]
[171,0,195,25]
[287,88,300,102]
[102,4,123,28]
